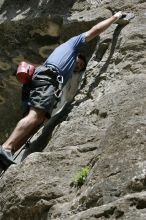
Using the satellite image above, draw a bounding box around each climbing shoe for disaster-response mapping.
[0,145,16,170]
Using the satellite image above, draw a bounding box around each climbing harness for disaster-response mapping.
[36,64,64,99]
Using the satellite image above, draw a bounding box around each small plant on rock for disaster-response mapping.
[71,166,90,188]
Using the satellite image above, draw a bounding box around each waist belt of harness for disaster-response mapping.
[32,65,62,87]
[31,78,58,89]
[42,65,60,78]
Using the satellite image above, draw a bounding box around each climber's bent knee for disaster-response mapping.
[27,107,46,125]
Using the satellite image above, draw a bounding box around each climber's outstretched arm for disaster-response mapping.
[85,12,123,42]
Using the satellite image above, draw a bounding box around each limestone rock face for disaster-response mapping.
[0,0,146,220]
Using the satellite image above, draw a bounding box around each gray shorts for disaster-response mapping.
[22,66,58,118]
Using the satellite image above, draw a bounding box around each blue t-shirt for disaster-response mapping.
[44,33,86,84]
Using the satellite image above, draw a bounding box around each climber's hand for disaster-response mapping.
[114,11,124,21]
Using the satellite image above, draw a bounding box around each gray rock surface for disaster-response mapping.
[0,0,146,219]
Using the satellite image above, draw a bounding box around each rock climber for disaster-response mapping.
[0,11,125,170]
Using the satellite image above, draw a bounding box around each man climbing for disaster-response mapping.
[0,11,125,170]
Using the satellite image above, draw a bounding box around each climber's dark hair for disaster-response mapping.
[77,53,87,71]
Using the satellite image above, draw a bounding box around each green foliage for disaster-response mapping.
[71,166,90,187]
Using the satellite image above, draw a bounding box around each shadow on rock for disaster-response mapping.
[75,24,127,108]
[88,24,126,94]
